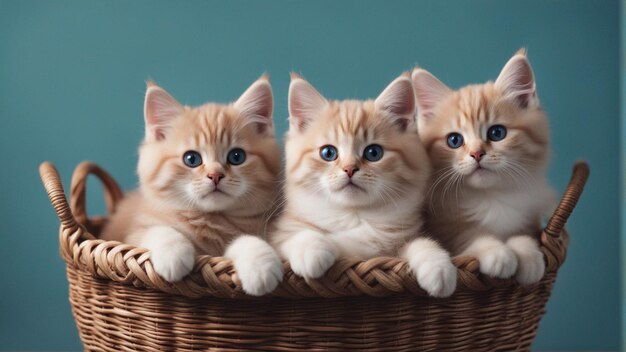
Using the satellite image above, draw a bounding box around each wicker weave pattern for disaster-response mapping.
[40,161,589,351]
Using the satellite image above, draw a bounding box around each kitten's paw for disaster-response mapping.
[238,257,283,296]
[289,242,336,279]
[515,251,545,285]
[227,236,284,296]
[478,245,518,279]
[149,236,195,282]
[403,238,456,297]
[507,236,545,285]
[414,256,457,298]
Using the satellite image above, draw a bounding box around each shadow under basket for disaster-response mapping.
[39,161,589,352]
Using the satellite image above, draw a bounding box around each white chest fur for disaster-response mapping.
[459,180,555,238]
[329,215,399,258]
[292,192,420,259]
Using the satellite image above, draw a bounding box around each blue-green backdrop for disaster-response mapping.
[0,1,620,350]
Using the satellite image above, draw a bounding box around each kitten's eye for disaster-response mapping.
[183,151,202,168]
[363,144,384,162]
[447,133,464,149]
[227,148,246,165]
[487,125,507,142]
[319,145,338,161]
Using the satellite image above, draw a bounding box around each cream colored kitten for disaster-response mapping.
[101,76,284,296]
[272,73,457,298]
[412,50,555,285]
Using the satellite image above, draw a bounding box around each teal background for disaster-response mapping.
[621,1,626,351]
[0,1,621,350]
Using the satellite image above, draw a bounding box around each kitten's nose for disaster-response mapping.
[343,165,359,178]
[470,150,486,162]
[207,172,225,185]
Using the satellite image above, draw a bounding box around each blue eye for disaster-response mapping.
[320,145,338,161]
[487,125,507,142]
[447,133,464,149]
[363,144,384,162]
[183,151,202,168]
[227,148,246,165]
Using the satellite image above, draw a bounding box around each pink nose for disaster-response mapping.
[470,150,486,162]
[207,172,225,185]
[343,165,359,178]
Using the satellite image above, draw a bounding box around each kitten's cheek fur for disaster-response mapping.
[506,235,545,285]
[141,226,196,282]
[402,238,457,298]
[281,230,337,279]
[225,235,284,296]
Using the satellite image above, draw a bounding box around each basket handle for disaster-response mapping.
[70,161,124,225]
[39,162,79,232]
[544,161,590,237]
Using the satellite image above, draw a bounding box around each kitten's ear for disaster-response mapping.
[495,49,538,108]
[375,74,416,131]
[411,68,451,119]
[144,81,183,142]
[234,74,274,133]
[288,73,328,132]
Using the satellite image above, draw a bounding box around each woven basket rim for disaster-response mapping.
[40,161,589,299]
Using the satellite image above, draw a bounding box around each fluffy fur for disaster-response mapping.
[271,73,457,298]
[412,50,555,285]
[101,76,284,296]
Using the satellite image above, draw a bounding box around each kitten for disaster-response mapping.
[411,50,555,285]
[101,76,284,296]
[271,73,457,298]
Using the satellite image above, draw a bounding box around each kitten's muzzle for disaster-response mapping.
[340,181,365,192]
[207,172,225,185]
[469,150,486,162]
[343,165,359,178]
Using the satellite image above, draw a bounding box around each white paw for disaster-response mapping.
[409,250,457,298]
[228,237,284,296]
[289,242,336,279]
[238,257,283,296]
[514,249,545,285]
[506,235,546,285]
[416,260,457,298]
[515,253,545,285]
[150,239,195,282]
[402,238,457,297]
[478,245,518,279]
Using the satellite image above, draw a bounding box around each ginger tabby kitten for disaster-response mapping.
[272,73,457,298]
[412,50,555,285]
[102,76,284,296]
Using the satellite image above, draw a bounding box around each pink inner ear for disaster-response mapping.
[412,71,450,118]
[151,125,166,141]
[381,81,415,115]
[144,87,181,141]
[288,79,327,132]
[496,56,537,108]
[234,80,274,134]
[375,78,416,131]
[255,103,272,120]
[289,107,306,130]
[414,89,438,115]
[386,90,414,130]
[511,66,534,108]
[289,96,309,120]
[289,97,312,131]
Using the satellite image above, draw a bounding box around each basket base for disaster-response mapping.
[66,266,554,352]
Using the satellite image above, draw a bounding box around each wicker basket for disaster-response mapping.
[39,161,589,352]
